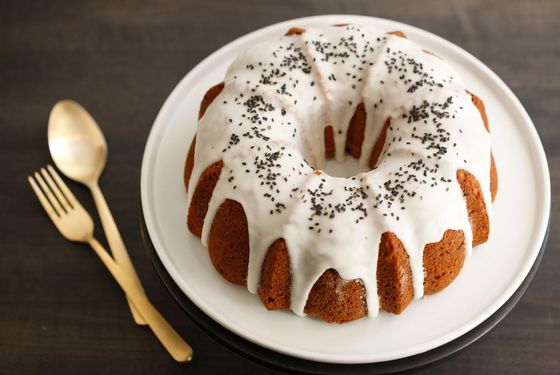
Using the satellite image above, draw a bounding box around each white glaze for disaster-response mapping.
[187,25,493,318]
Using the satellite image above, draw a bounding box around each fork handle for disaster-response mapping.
[90,183,147,326]
[88,237,193,362]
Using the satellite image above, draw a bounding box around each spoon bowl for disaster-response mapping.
[48,100,107,187]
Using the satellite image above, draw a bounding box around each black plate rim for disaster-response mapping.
[140,210,549,374]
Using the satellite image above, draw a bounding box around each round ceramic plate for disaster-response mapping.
[140,15,550,364]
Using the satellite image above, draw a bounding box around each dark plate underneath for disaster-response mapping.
[140,212,548,374]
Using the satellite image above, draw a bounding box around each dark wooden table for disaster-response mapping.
[1,1,558,373]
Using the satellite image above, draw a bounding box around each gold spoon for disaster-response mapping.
[48,100,147,325]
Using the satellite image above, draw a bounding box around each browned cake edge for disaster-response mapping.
[208,199,250,286]
[377,232,414,314]
[324,125,335,158]
[187,160,223,237]
[346,102,366,158]
[304,269,367,323]
[184,82,225,193]
[258,238,291,310]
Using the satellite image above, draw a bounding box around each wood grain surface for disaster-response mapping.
[1,0,558,374]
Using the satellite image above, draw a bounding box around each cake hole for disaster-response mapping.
[321,157,370,178]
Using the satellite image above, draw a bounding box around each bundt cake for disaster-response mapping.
[184,24,498,323]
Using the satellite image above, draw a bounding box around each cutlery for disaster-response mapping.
[28,165,193,362]
[48,100,146,325]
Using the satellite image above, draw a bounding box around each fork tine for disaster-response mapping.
[47,165,78,208]
[41,167,72,212]
[34,171,66,215]
[28,176,60,220]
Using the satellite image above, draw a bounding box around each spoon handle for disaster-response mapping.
[88,237,193,362]
[90,183,147,326]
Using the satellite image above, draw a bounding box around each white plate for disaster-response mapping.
[140,15,550,364]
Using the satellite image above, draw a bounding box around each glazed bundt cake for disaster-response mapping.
[184,24,498,323]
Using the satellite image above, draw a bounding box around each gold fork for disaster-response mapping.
[28,165,192,362]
